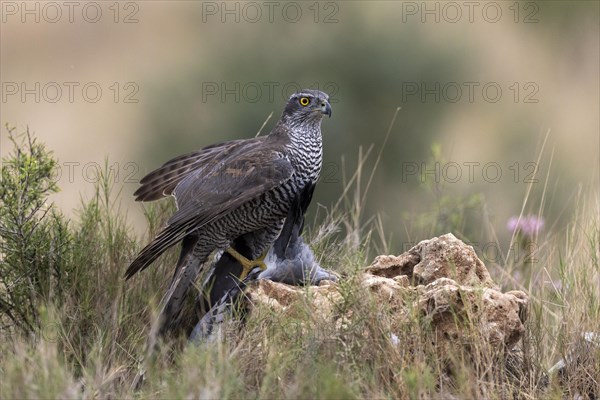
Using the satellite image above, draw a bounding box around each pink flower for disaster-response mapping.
[507,215,544,237]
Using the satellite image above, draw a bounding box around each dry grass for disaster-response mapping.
[1,127,598,399]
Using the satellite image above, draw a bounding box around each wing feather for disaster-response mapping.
[125,147,293,279]
[133,139,248,201]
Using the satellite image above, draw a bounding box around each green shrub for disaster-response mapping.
[0,126,72,337]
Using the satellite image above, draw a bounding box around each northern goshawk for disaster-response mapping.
[125,89,331,336]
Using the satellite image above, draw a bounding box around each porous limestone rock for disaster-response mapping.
[244,233,528,357]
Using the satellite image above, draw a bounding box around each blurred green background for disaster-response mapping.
[1,1,598,261]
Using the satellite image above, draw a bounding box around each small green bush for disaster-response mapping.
[0,126,72,337]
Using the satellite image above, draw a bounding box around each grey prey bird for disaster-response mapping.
[191,182,337,342]
[186,180,337,340]
[125,89,332,336]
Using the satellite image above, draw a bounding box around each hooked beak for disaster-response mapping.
[320,100,332,118]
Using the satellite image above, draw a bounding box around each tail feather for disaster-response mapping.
[155,246,210,337]
[125,225,189,279]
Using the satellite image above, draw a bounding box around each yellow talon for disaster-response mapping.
[225,247,268,279]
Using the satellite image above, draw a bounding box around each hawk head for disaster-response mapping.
[282,89,332,126]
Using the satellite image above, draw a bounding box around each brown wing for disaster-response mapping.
[124,145,293,279]
[133,139,247,202]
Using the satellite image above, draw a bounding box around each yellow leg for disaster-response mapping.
[225,247,268,279]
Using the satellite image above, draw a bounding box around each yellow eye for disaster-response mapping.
[299,97,310,106]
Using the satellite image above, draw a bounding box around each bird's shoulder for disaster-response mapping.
[172,134,293,202]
